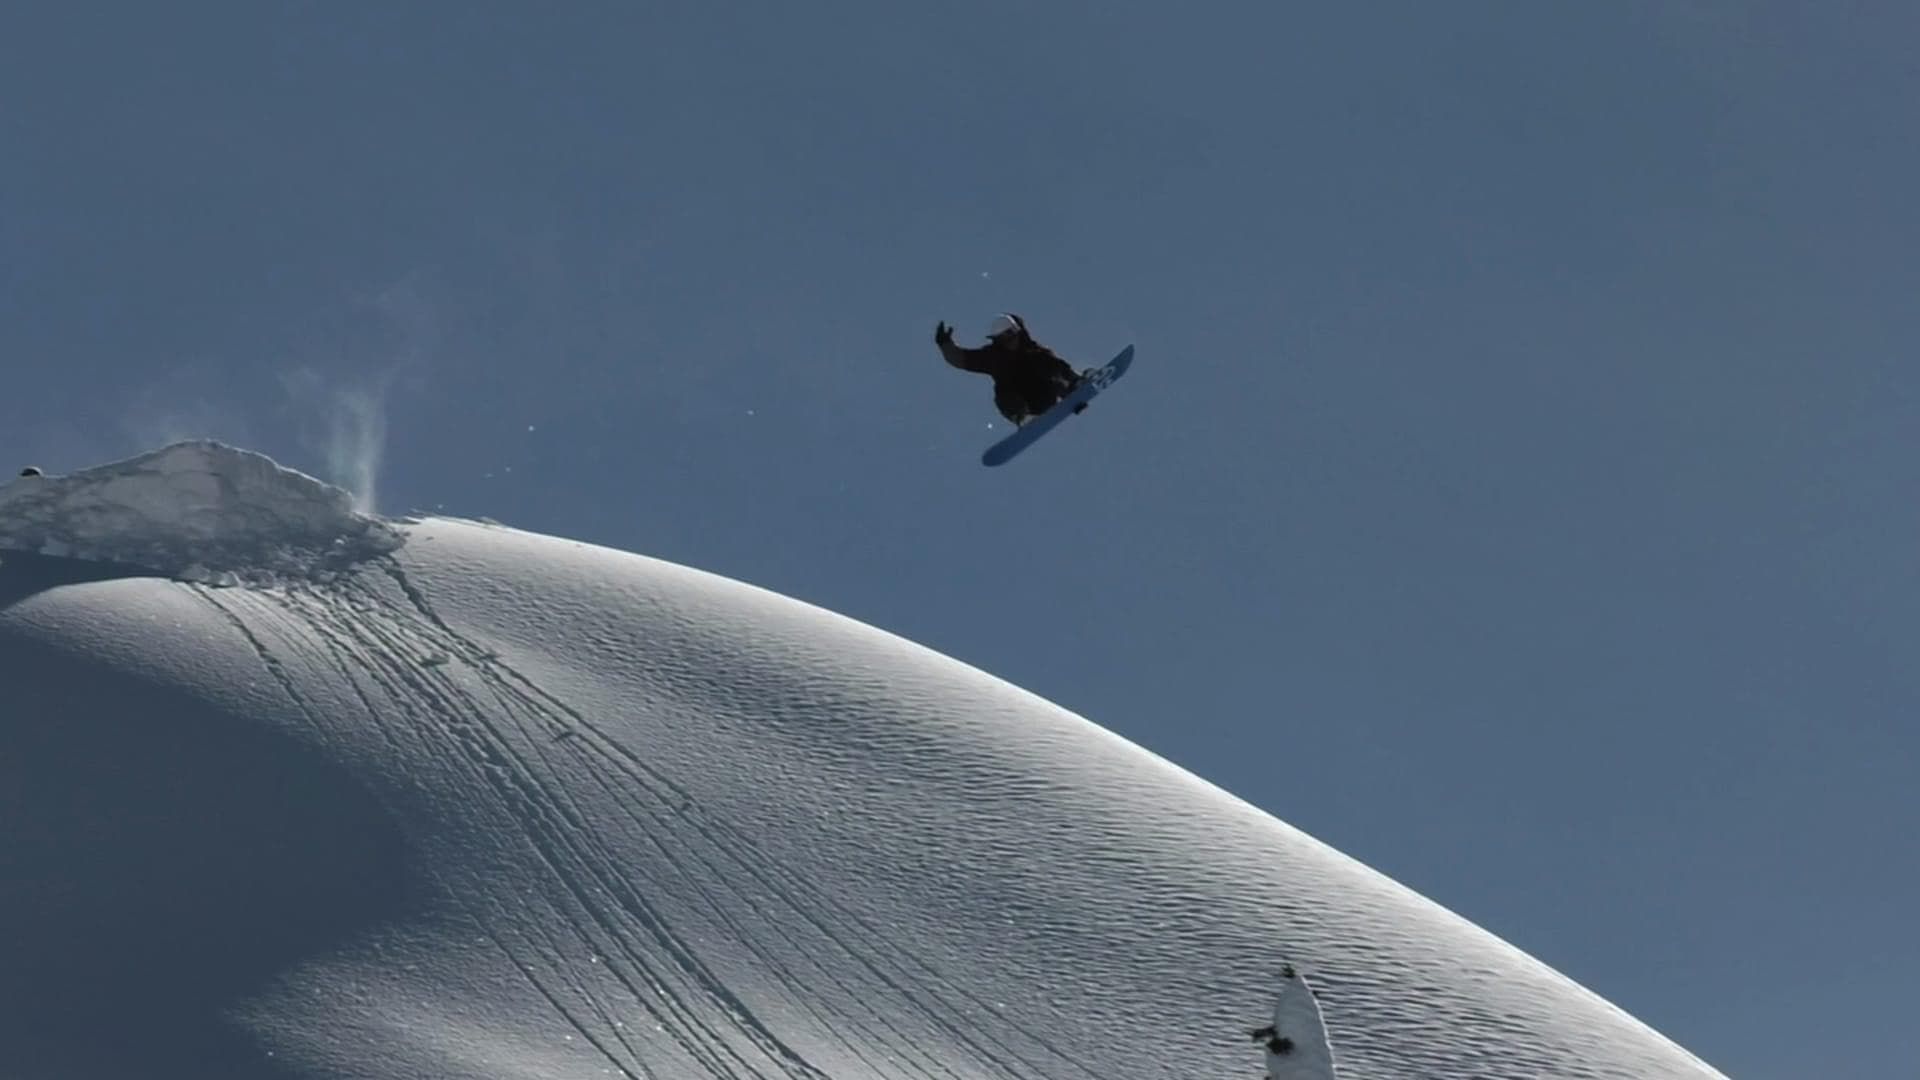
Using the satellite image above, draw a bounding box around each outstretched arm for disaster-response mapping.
[935,321,993,374]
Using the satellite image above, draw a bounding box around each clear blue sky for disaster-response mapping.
[4,6,1914,1076]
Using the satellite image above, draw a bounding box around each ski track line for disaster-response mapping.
[382,561,1101,1080]
[293,583,753,1080]
[294,577,810,1080]
[194,565,1116,1080]
[362,557,1021,1068]
[293,586,671,1077]
[202,583,667,1079]
[379,578,962,1080]
[564,741,941,1080]
[372,566,1099,1080]
[453,627,1088,1080]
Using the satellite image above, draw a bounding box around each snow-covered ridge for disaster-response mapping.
[0,440,404,583]
[0,442,1729,1078]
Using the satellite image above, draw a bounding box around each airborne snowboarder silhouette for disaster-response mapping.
[935,313,1088,427]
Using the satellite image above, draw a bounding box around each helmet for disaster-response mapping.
[986,312,1027,340]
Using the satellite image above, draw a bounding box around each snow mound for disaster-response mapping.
[0,440,403,584]
[0,443,1729,1080]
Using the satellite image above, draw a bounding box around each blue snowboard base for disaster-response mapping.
[982,345,1134,467]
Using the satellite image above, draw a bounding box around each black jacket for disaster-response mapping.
[936,318,1080,422]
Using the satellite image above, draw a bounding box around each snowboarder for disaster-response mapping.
[935,313,1087,427]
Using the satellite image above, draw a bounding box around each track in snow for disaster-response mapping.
[194,563,1099,1080]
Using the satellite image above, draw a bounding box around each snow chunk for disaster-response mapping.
[0,440,404,583]
[1256,964,1341,1079]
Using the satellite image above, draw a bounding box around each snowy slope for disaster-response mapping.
[0,443,1728,1080]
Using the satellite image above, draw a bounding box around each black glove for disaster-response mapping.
[934,321,954,346]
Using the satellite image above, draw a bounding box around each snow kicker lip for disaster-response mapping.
[0,440,405,585]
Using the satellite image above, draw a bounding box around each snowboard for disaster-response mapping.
[981,344,1134,467]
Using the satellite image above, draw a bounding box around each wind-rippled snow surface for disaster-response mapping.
[0,444,1728,1079]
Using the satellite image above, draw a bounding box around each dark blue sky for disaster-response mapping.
[5,6,1915,1076]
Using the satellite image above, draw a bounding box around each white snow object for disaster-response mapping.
[1259,964,1340,1079]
